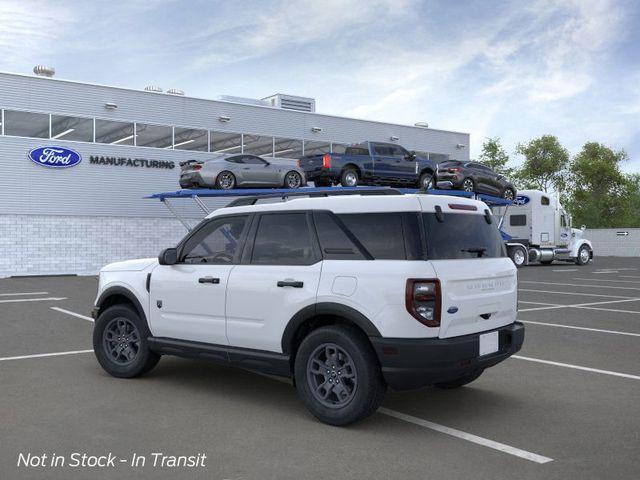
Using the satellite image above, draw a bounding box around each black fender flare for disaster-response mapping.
[96,286,147,324]
[281,303,381,354]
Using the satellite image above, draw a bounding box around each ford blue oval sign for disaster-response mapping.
[514,195,530,206]
[28,146,82,168]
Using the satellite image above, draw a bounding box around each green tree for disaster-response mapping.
[566,142,636,228]
[515,135,569,192]
[478,137,513,176]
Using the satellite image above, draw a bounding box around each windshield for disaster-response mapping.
[423,213,506,260]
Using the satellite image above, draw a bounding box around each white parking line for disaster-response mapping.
[573,305,640,315]
[0,292,49,296]
[520,320,640,337]
[519,289,636,299]
[51,307,93,322]
[0,349,93,362]
[379,408,553,464]
[0,297,67,304]
[552,269,578,272]
[573,278,640,284]
[513,356,640,381]
[519,305,569,312]
[621,275,640,279]
[521,281,640,291]
[518,301,560,306]
[518,297,640,312]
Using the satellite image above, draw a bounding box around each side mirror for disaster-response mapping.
[159,247,178,265]
[405,151,416,161]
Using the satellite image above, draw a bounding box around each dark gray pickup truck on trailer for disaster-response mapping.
[298,141,437,188]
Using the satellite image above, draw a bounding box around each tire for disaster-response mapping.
[508,246,527,268]
[294,325,386,426]
[540,260,553,265]
[434,370,483,389]
[340,168,359,187]
[575,245,591,265]
[502,187,515,200]
[461,178,475,192]
[216,171,236,190]
[284,171,303,189]
[419,171,434,190]
[93,304,160,378]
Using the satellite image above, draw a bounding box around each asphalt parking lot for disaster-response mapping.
[1,257,639,480]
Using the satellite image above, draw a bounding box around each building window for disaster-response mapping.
[274,137,303,158]
[243,134,274,156]
[210,131,242,154]
[95,119,135,145]
[173,127,208,151]
[303,140,331,156]
[135,123,172,149]
[51,115,93,142]
[3,110,49,138]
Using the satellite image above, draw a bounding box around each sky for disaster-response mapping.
[1,0,639,171]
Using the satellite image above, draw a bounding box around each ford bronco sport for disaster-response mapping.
[92,192,524,425]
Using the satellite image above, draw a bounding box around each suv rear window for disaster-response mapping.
[423,213,505,259]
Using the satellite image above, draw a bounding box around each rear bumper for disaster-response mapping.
[370,322,525,390]
[303,166,335,181]
[179,172,207,188]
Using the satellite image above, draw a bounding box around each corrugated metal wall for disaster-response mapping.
[584,229,640,257]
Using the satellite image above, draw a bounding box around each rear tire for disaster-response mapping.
[216,171,236,190]
[502,187,515,200]
[93,305,160,378]
[340,168,359,187]
[461,178,475,192]
[508,245,527,268]
[294,325,386,426]
[284,171,303,189]
[434,370,483,389]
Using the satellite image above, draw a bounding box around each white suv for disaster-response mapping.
[92,192,524,425]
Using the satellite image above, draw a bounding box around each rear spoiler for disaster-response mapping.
[179,159,202,168]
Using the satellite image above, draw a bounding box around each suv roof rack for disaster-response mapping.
[225,187,403,207]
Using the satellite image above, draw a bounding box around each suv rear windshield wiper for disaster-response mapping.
[461,247,487,258]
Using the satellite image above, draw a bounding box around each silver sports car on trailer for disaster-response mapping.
[179,154,307,190]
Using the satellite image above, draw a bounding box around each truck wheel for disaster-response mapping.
[419,172,434,190]
[434,370,483,389]
[340,168,359,187]
[576,245,591,265]
[462,178,475,192]
[294,325,386,426]
[93,305,160,378]
[216,171,236,190]
[508,246,527,268]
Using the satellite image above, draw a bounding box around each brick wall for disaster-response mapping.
[583,228,640,257]
[0,215,190,277]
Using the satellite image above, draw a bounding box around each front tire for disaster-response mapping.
[434,370,483,389]
[576,245,591,265]
[340,168,359,187]
[294,325,386,426]
[502,187,515,200]
[216,171,236,190]
[93,305,160,378]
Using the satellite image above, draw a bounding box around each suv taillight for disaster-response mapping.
[192,164,202,170]
[405,279,441,327]
[322,153,331,168]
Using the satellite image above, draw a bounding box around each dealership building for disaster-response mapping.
[0,69,470,278]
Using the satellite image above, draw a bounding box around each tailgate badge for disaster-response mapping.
[447,306,458,314]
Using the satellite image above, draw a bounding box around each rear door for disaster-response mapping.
[149,215,250,345]
[419,204,517,339]
[225,212,322,352]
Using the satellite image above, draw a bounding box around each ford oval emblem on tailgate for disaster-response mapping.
[28,146,82,168]
[447,306,458,314]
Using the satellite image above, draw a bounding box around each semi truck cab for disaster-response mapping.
[492,189,593,267]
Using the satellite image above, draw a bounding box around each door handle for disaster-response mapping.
[198,277,220,284]
[277,280,304,288]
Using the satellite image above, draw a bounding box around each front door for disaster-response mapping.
[226,212,322,352]
[149,214,250,345]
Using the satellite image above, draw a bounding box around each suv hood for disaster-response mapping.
[101,258,158,272]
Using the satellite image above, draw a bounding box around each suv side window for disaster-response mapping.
[226,155,244,164]
[313,211,366,260]
[243,155,268,165]
[181,216,248,264]
[337,213,406,260]
[251,213,318,265]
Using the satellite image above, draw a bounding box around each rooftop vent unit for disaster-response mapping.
[144,85,163,93]
[262,94,316,112]
[33,65,55,77]
[167,88,185,96]
[219,95,270,107]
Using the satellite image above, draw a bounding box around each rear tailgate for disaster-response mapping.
[431,258,517,338]
[298,153,339,176]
